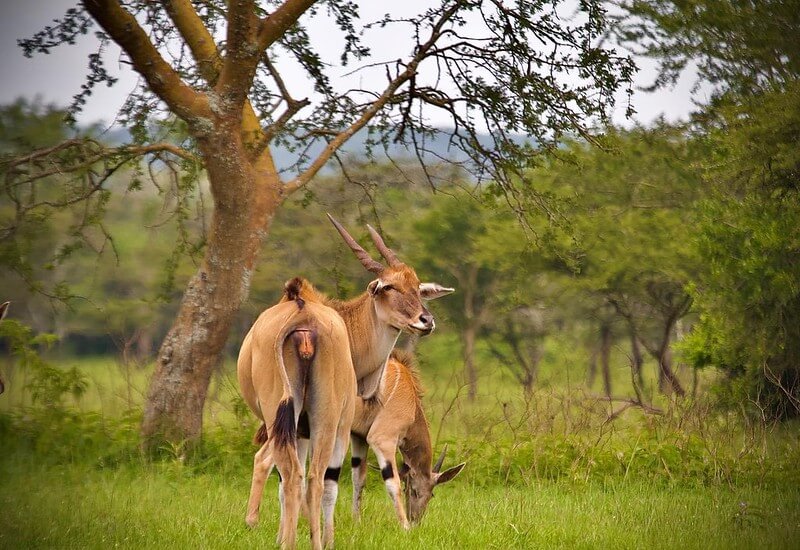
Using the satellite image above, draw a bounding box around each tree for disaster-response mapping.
[522,125,705,396]
[681,83,800,417]
[618,0,800,416]
[6,0,634,447]
[410,192,499,400]
[615,0,800,99]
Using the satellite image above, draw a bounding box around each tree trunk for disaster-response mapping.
[464,322,477,401]
[520,348,539,396]
[462,264,479,401]
[656,321,686,397]
[135,329,153,363]
[141,131,282,450]
[600,322,612,397]
[586,344,598,387]
[629,326,644,392]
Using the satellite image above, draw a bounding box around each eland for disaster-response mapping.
[351,350,465,528]
[238,215,453,547]
[237,286,356,549]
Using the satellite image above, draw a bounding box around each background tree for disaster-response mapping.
[681,84,800,417]
[469,205,558,396]
[4,0,634,446]
[411,193,498,400]
[615,0,799,98]
[618,0,800,416]
[530,126,703,396]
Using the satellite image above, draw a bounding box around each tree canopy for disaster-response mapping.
[2,0,637,446]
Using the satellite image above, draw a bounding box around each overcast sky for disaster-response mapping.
[0,1,706,130]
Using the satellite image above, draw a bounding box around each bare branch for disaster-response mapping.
[161,0,223,85]
[4,139,196,188]
[215,0,260,114]
[256,0,318,51]
[284,3,461,194]
[82,0,210,121]
[160,0,270,152]
[262,55,295,104]
[216,0,316,116]
[261,98,311,145]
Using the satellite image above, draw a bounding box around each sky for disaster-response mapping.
[0,1,707,131]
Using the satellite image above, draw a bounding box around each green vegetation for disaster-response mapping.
[2,0,800,547]
[3,464,799,549]
[4,110,800,545]
[2,345,800,548]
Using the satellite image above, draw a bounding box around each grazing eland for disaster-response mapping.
[351,350,465,528]
[239,215,453,545]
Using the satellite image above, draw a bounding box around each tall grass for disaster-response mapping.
[2,459,799,549]
[2,332,800,547]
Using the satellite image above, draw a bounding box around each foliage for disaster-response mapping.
[0,319,86,408]
[10,0,638,236]
[5,0,643,445]
[615,0,800,414]
[680,83,800,418]
[3,464,798,549]
[616,0,800,98]
[3,348,800,547]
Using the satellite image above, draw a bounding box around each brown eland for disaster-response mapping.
[321,213,454,398]
[351,350,465,528]
[237,283,356,550]
[240,215,453,545]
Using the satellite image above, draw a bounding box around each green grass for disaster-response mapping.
[1,458,798,549]
[2,339,800,548]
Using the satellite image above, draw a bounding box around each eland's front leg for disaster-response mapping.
[369,438,409,529]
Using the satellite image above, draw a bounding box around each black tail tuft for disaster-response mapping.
[253,423,268,446]
[271,398,296,448]
[284,277,305,310]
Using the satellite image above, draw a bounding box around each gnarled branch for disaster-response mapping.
[160,0,272,155]
[82,0,210,121]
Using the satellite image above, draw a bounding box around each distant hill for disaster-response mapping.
[97,125,532,174]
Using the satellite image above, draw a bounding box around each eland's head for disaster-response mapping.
[327,214,453,336]
[401,444,465,524]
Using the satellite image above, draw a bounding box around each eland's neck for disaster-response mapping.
[333,293,399,382]
[400,402,434,479]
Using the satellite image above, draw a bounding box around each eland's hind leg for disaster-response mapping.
[246,442,274,528]
[323,425,350,547]
[297,436,310,519]
[273,443,303,550]
[307,422,337,550]
[350,435,368,520]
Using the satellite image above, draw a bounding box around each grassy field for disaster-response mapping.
[1,458,798,549]
[2,334,800,548]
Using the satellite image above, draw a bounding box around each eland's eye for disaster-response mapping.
[381,284,395,292]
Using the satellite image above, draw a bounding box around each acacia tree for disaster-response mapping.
[6,0,633,446]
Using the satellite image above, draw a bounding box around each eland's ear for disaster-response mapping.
[419,283,454,300]
[434,462,465,486]
[367,279,382,295]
